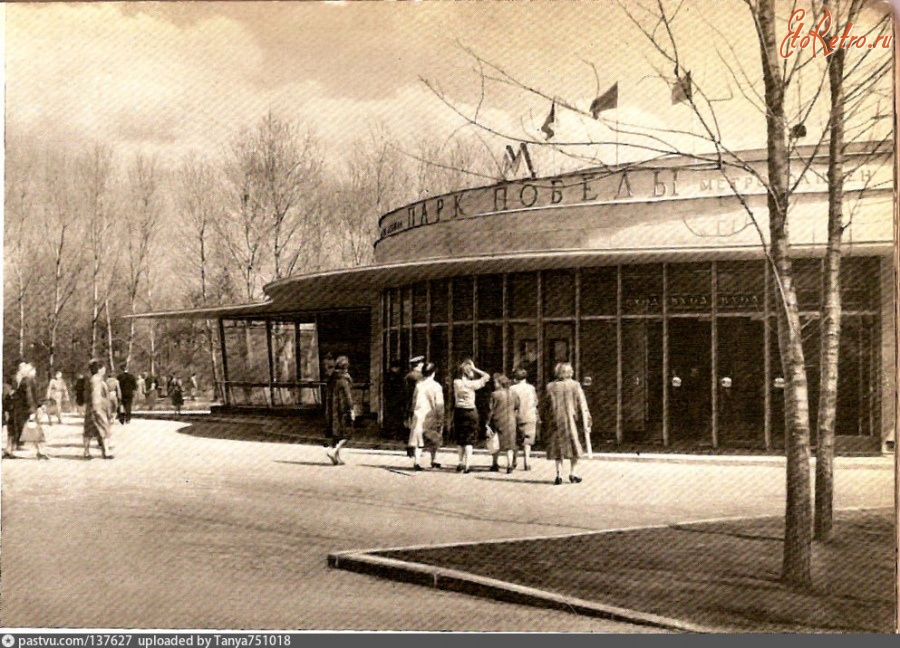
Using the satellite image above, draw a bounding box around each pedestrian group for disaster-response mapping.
[3,359,204,461]
[326,353,592,485]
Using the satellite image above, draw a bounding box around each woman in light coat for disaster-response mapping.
[510,367,539,471]
[45,370,69,423]
[408,362,445,471]
[486,373,517,473]
[83,359,113,460]
[540,362,591,485]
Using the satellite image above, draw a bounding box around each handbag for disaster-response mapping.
[20,419,45,443]
[485,425,500,453]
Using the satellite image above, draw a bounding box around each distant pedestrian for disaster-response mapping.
[407,362,444,470]
[452,359,490,474]
[106,373,123,425]
[189,373,198,401]
[170,377,184,415]
[324,355,354,466]
[135,373,146,406]
[118,369,137,424]
[540,362,591,485]
[73,373,86,416]
[145,375,158,411]
[45,370,69,423]
[486,373,517,473]
[510,368,539,471]
[83,359,113,460]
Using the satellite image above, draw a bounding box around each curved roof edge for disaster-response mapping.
[131,241,890,320]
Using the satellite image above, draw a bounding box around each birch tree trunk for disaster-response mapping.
[815,42,847,544]
[755,0,813,589]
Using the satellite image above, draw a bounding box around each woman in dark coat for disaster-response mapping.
[325,355,354,466]
[540,362,592,485]
[5,361,46,459]
[170,377,184,416]
[73,373,86,415]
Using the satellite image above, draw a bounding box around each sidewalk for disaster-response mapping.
[331,507,896,633]
[135,410,895,468]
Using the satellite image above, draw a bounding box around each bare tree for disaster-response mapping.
[814,0,892,542]
[4,147,43,360]
[78,143,117,359]
[39,149,86,374]
[121,153,164,370]
[177,152,224,395]
[333,125,410,266]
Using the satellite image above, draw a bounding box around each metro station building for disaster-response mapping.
[152,144,895,452]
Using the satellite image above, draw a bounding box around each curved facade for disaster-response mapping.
[198,145,894,452]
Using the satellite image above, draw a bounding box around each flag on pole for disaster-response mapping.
[590,82,618,118]
[540,101,556,140]
[671,71,692,104]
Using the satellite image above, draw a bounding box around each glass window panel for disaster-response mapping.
[667,263,711,313]
[476,323,504,376]
[622,264,663,315]
[388,330,399,367]
[580,321,618,442]
[507,323,538,383]
[543,270,575,317]
[412,282,428,324]
[452,324,474,367]
[429,325,449,385]
[581,266,617,316]
[431,280,449,324]
[412,327,428,363]
[389,288,400,328]
[223,321,269,383]
[836,316,863,436]
[840,256,879,311]
[477,274,503,320]
[270,322,297,383]
[452,277,474,322]
[716,261,764,312]
[402,287,413,327]
[508,272,537,319]
[400,330,410,366]
[792,258,822,311]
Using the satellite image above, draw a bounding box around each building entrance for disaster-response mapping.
[622,321,663,443]
[668,319,711,443]
[717,317,765,445]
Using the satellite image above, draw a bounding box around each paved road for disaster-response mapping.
[1,417,893,631]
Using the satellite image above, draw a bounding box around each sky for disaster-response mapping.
[4,1,895,177]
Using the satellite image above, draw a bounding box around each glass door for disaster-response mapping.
[717,317,765,446]
[667,319,711,444]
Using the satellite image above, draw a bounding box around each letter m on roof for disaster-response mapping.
[502,143,536,180]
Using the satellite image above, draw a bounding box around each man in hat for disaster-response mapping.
[404,355,425,432]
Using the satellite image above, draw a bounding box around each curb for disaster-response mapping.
[327,550,719,633]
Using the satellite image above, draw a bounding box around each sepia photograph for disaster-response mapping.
[2,0,898,634]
